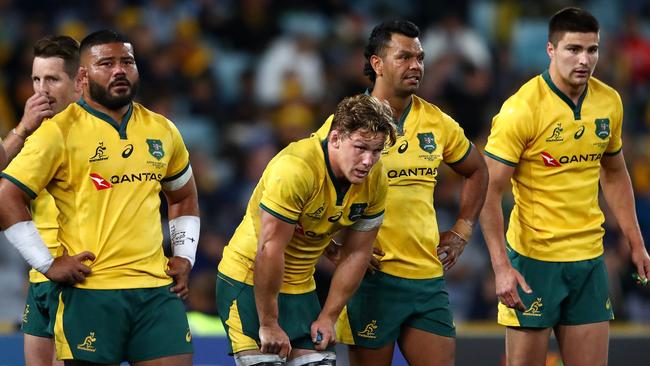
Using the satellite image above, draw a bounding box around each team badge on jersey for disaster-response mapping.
[594,118,610,139]
[348,203,368,221]
[146,139,165,160]
[417,132,436,154]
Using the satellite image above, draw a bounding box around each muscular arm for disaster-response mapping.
[438,146,488,270]
[163,175,200,298]
[600,152,650,280]
[479,156,531,311]
[164,175,199,219]
[254,210,295,357]
[0,179,93,282]
[0,139,7,170]
[0,178,33,228]
[448,145,489,224]
[313,227,376,349]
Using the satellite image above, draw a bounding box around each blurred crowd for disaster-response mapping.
[1,0,650,332]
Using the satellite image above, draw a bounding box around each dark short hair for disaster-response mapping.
[80,29,131,54]
[364,20,420,83]
[33,35,80,79]
[548,7,599,46]
[330,94,397,147]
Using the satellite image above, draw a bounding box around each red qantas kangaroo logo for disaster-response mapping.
[541,152,561,167]
[89,173,112,190]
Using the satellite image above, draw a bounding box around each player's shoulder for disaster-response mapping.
[131,102,175,126]
[42,102,85,135]
[588,76,622,103]
[411,94,458,127]
[275,135,324,172]
[412,94,444,118]
[496,76,543,120]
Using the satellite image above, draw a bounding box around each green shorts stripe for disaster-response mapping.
[498,246,614,328]
[51,284,192,363]
[22,281,56,338]
[337,271,455,348]
[216,272,328,354]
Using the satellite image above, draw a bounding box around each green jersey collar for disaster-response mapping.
[77,98,133,139]
[321,138,349,205]
[542,70,588,120]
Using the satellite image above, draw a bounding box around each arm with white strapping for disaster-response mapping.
[162,164,200,300]
[0,178,95,284]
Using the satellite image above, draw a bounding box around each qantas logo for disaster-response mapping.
[540,152,561,167]
[89,173,112,190]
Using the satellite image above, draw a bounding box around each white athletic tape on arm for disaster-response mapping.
[169,215,200,267]
[162,165,193,191]
[234,354,286,366]
[350,213,384,232]
[286,351,336,366]
[3,221,54,274]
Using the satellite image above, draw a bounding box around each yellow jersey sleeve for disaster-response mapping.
[485,98,534,166]
[605,91,623,154]
[164,119,190,178]
[259,155,315,223]
[441,113,471,164]
[1,121,64,198]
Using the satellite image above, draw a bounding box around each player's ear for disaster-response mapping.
[370,55,383,77]
[73,67,83,94]
[329,130,341,148]
[546,41,555,59]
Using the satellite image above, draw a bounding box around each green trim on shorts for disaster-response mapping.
[22,281,56,338]
[338,271,455,348]
[216,272,330,354]
[499,245,614,328]
[51,284,192,363]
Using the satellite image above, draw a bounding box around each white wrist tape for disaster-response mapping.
[3,221,54,274]
[169,215,200,267]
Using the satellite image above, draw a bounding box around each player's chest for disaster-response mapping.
[66,123,171,186]
[527,112,613,168]
[381,127,443,183]
[294,185,370,240]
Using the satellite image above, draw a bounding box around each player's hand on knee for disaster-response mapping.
[259,323,292,359]
[310,317,336,351]
[166,256,192,300]
[494,265,531,311]
[438,230,467,271]
[45,249,95,284]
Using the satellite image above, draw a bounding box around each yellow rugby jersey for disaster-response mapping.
[1,99,190,289]
[29,191,60,283]
[485,71,623,261]
[316,95,471,279]
[218,135,388,294]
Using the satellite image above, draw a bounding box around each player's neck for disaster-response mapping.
[371,85,411,120]
[84,97,131,125]
[548,67,587,105]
